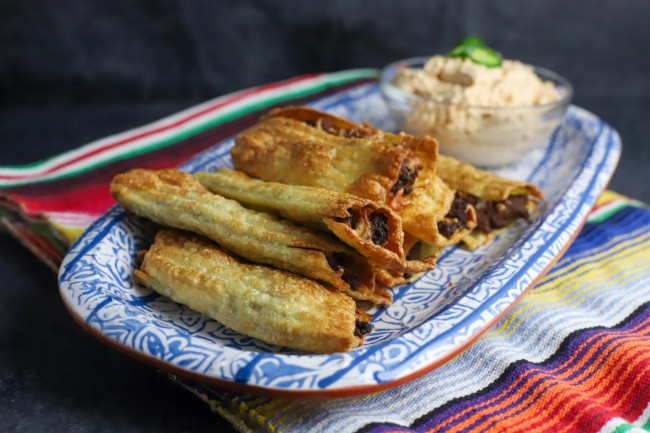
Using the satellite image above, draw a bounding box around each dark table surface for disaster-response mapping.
[2,1,649,431]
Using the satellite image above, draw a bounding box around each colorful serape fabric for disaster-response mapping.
[2,71,650,433]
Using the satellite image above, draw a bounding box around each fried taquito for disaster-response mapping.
[195,168,433,275]
[134,230,370,353]
[230,107,437,212]
[398,169,477,252]
[437,155,544,248]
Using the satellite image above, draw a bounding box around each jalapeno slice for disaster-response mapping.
[448,37,503,68]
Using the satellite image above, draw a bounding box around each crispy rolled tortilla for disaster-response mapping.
[134,230,370,353]
[437,155,543,201]
[231,107,437,212]
[376,268,415,288]
[375,234,441,288]
[111,168,375,292]
[264,107,440,213]
[195,168,432,275]
[398,169,477,252]
[437,155,544,248]
[263,106,383,139]
[280,107,474,254]
[346,276,393,306]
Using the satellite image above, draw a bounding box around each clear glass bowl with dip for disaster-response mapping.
[380,56,573,167]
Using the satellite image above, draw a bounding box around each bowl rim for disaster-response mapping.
[380,55,574,111]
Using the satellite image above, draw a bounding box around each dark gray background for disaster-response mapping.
[1,1,648,432]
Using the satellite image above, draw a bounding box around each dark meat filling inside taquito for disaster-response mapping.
[354,309,374,341]
[325,252,362,291]
[337,207,391,247]
[437,192,471,238]
[466,194,531,233]
[391,158,424,197]
[354,318,373,338]
[369,213,389,245]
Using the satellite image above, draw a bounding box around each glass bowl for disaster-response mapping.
[380,56,573,167]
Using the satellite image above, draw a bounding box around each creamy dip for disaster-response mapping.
[390,56,565,166]
[394,56,560,108]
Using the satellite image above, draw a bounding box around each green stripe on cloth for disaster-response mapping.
[588,199,646,224]
[0,69,378,187]
[613,425,635,433]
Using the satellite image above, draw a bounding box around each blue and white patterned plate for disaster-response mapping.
[58,83,621,398]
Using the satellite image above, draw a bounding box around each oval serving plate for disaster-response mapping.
[58,83,621,399]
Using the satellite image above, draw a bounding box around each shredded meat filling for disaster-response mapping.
[325,252,361,291]
[325,252,343,272]
[369,213,389,245]
[406,242,422,261]
[437,192,470,238]
[467,194,530,233]
[354,319,373,338]
[391,158,423,196]
[337,209,389,246]
[342,271,362,291]
[348,208,361,229]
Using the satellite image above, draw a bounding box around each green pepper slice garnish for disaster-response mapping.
[448,37,503,67]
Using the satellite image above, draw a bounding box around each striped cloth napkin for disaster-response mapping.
[2,70,650,433]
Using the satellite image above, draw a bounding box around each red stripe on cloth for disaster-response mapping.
[2,78,374,217]
[418,308,650,433]
[0,74,321,181]
[508,340,650,433]
[5,125,228,215]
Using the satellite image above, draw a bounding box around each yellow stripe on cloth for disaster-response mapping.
[597,190,626,205]
[532,226,650,294]
[484,230,650,342]
[51,223,86,246]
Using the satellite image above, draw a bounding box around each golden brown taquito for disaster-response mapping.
[134,230,369,353]
[437,155,543,201]
[398,170,477,252]
[195,168,434,274]
[231,108,437,211]
[437,155,544,248]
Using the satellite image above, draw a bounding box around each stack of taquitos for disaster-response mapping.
[111,167,435,352]
[112,106,544,354]
[231,106,543,282]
